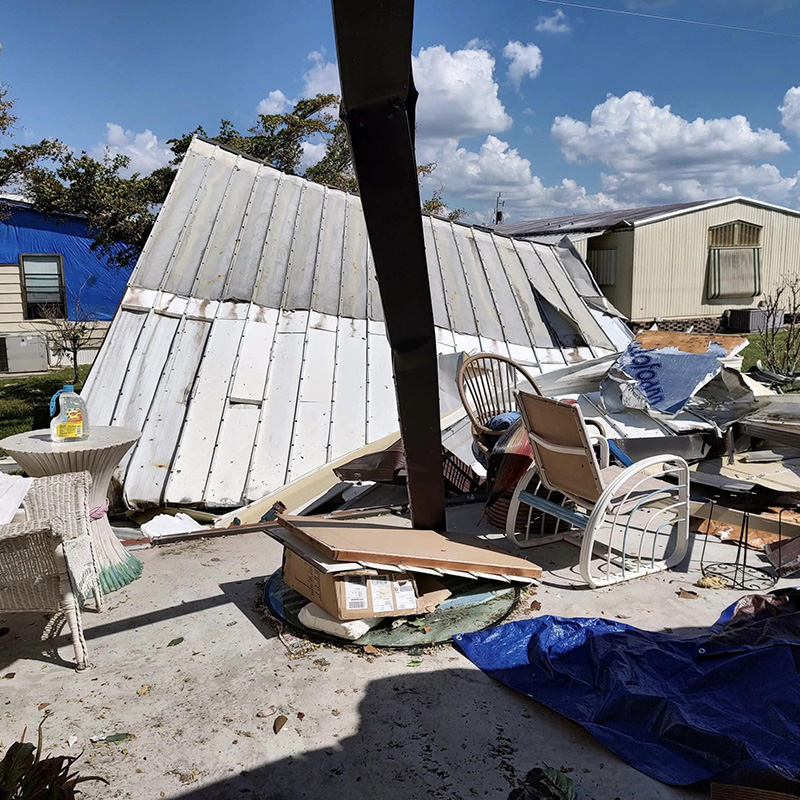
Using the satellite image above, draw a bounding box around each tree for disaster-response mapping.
[23,151,174,270]
[758,275,800,377]
[169,93,343,175]
[37,288,100,384]
[11,86,463,271]
[421,187,467,222]
[0,84,65,213]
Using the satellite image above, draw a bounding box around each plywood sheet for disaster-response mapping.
[277,515,541,580]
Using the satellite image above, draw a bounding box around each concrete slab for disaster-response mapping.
[0,505,779,800]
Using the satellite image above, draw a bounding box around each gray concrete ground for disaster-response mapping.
[0,504,779,800]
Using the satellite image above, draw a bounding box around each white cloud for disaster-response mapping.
[302,49,340,97]
[412,45,512,140]
[552,91,796,205]
[536,10,572,33]
[299,140,327,172]
[257,44,513,143]
[466,37,492,50]
[92,123,172,176]
[780,86,800,137]
[255,49,340,119]
[418,135,619,220]
[502,42,543,88]
[256,89,293,115]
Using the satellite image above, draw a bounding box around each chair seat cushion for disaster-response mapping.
[484,411,521,431]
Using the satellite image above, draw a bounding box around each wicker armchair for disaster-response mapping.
[0,472,101,670]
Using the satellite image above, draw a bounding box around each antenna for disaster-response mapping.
[494,193,505,225]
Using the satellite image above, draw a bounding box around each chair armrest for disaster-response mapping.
[586,432,610,469]
[0,516,55,542]
[602,454,690,501]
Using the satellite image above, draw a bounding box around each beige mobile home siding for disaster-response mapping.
[0,261,109,364]
[630,201,800,320]
[586,229,635,317]
[0,263,24,325]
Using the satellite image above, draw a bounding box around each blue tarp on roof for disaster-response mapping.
[0,204,131,320]
[455,590,800,787]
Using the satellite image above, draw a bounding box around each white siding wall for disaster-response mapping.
[586,230,635,317]
[631,202,800,320]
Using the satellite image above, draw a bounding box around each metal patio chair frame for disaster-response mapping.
[506,390,690,588]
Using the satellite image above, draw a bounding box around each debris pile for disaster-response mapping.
[264,513,540,643]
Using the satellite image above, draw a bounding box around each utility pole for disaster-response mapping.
[494,193,504,225]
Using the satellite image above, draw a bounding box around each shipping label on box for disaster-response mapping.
[282,548,449,620]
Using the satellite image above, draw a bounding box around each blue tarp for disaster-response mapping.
[0,204,131,320]
[455,590,800,787]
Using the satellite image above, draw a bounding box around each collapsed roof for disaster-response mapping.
[83,137,631,509]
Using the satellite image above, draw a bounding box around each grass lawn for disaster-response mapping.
[0,365,91,455]
[740,333,770,372]
[738,331,796,373]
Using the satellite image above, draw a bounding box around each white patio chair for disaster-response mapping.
[0,472,100,670]
[506,390,690,588]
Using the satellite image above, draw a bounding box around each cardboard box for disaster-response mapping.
[282,547,450,620]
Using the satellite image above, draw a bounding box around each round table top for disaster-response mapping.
[0,426,141,455]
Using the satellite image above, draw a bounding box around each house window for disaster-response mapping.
[586,249,617,286]
[20,254,66,319]
[707,221,763,299]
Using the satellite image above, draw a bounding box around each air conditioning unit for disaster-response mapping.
[0,334,50,373]
[726,308,784,334]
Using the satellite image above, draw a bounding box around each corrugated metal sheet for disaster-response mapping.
[587,249,617,287]
[489,197,800,239]
[490,200,713,237]
[84,137,631,509]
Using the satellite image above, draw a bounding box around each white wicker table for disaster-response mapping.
[0,426,142,593]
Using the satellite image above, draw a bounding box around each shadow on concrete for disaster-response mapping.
[170,667,706,800]
[0,575,273,671]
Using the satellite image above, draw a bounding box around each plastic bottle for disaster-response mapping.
[49,384,90,443]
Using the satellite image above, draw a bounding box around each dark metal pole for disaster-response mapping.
[331,0,446,530]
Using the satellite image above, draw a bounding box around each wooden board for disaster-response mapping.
[277,515,542,580]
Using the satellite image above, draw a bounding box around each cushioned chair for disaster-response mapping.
[507,390,690,588]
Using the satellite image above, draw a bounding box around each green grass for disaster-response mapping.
[739,331,798,374]
[0,365,92,455]
[739,333,772,373]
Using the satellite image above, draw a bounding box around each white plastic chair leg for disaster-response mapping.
[505,465,540,546]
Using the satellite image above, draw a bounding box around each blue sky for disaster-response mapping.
[2,0,800,221]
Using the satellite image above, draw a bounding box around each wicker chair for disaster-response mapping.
[0,472,101,670]
[457,353,540,459]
